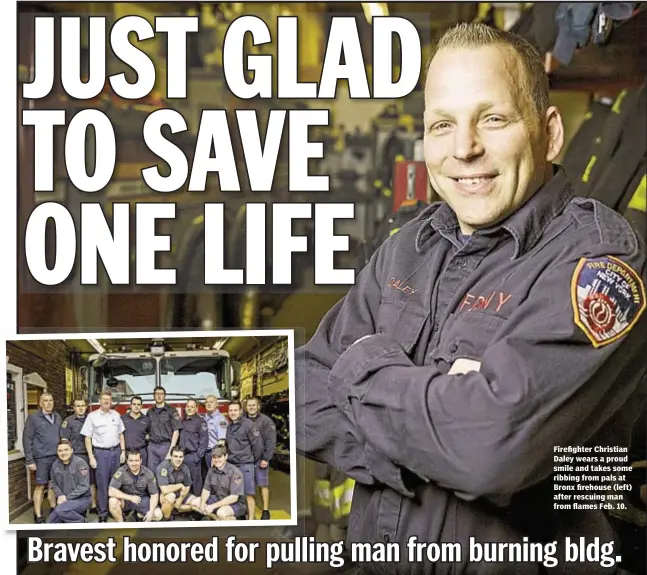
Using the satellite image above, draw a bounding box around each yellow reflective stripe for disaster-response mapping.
[581,156,597,183]
[475,3,491,21]
[612,89,628,114]
[389,227,400,236]
[313,479,332,507]
[628,175,646,212]
[330,478,355,519]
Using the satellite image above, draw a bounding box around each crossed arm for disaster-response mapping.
[296,240,647,502]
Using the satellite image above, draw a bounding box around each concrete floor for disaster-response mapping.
[12,469,292,525]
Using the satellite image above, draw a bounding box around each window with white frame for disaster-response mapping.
[6,364,25,459]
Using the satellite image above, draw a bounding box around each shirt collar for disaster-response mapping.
[418,166,573,258]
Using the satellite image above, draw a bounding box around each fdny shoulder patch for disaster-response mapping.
[114,470,121,479]
[233,474,242,485]
[61,420,68,428]
[160,467,168,477]
[571,256,646,348]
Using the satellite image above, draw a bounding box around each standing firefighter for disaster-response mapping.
[296,21,647,575]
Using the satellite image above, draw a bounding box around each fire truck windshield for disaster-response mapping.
[91,358,156,403]
[90,355,227,405]
[160,357,224,399]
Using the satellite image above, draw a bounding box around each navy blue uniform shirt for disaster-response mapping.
[296,167,647,575]
[156,460,192,488]
[226,418,264,465]
[179,414,209,457]
[50,455,91,499]
[147,404,182,444]
[247,412,277,462]
[23,410,63,464]
[122,412,150,450]
[110,465,159,497]
[60,414,88,454]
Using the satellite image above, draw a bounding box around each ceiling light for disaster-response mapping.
[362,3,389,23]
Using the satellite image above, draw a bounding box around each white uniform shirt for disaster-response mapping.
[81,409,125,448]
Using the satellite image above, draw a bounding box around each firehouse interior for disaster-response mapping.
[7,335,291,524]
[15,2,647,575]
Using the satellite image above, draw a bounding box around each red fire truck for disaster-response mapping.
[87,341,237,416]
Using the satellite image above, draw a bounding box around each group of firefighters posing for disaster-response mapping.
[22,387,277,524]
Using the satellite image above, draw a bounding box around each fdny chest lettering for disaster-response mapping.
[459,290,512,314]
[387,277,417,296]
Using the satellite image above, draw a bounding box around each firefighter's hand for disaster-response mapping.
[57,496,67,505]
[89,456,97,469]
[165,452,172,460]
[27,464,36,472]
[260,460,269,468]
[130,495,142,505]
[120,451,125,464]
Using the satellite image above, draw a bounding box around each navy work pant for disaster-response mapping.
[95,447,121,519]
[48,496,92,523]
[147,442,170,473]
[184,452,203,496]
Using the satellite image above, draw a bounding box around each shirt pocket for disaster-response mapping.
[377,297,428,355]
[431,310,506,364]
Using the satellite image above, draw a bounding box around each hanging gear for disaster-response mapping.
[313,463,355,531]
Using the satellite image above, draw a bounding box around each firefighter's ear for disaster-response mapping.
[544,105,564,163]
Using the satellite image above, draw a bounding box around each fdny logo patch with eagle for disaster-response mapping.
[571,256,646,348]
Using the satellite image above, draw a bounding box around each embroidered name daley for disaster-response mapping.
[387,277,417,295]
[459,291,512,314]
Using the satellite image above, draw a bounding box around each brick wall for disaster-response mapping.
[8,459,28,516]
[6,340,68,516]
[6,340,68,416]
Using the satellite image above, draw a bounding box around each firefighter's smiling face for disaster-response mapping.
[185,400,197,416]
[170,450,184,469]
[57,441,73,464]
[228,403,241,422]
[246,399,259,417]
[423,44,564,234]
[127,452,142,474]
[212,453,227,469]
